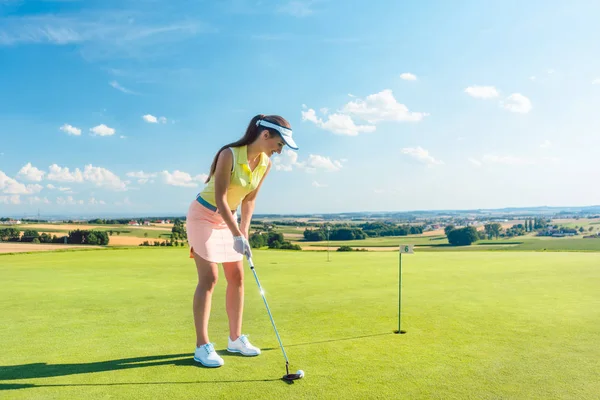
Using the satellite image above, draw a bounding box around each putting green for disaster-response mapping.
[1,249,599,399]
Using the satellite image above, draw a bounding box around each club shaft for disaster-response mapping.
[248,257,289,364]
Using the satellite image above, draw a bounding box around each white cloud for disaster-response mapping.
[47,164,84,182]
[126,171,157,184]
[0,171,42,195]
[60,123,81,136]
[27,196,50,205]
[273,150,344,173]
[89,197,106,205]
[312,181,327,188]
[400,147,444,166]
[400,72,417,81]
[142,114,168,124]
[464,85,499,99]
[17,163,45,181]
[194,173,208,183]
[304,154,343,172]
[0,13,206,62]
[58,187,72,192]
[90,124,115,136]
[46,164,126,190]
[46,184,55,190]
[273,149,300,171]
[26,184,44,194]
[501,93,532,114]
[57,196,78,205]
[341,89,428,123]
[83,165,127,191]
[592,78,600,85]
[109,80,136,94]
[161,170,205,187]
[540,140,552,148]
[0,195,21,205]
[301,108,376,136]
[302,89,427,135]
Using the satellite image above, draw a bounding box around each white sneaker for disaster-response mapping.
[227,334,261,356]
[194,343,224,367]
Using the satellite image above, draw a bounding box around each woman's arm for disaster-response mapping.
[240,161,272,238]
[213,148,243,237]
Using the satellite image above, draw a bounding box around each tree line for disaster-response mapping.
[302,222,424,242]
[249,231,301,250]
[0,228,109,245]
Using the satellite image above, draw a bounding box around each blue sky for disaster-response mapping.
[1,0,599,217]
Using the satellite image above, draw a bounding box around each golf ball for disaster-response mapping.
[297,369,304,378]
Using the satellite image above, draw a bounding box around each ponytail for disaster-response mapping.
[205,114,291,183]
[205,114,265,183]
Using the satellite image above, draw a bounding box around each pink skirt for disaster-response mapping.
[185,199,243,263]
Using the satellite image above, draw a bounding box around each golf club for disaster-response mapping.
[246,254,304,382]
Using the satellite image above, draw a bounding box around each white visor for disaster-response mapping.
[256,119,298,150]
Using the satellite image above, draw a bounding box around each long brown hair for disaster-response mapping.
[205,114,290,183]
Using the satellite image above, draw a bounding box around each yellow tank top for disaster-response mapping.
[198,145,270,210]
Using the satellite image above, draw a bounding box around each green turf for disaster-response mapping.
[295,234,448,247]
[1,249,599,399]
[295,234,600,252]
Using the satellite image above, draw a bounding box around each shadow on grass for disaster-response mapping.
[0,353,282,391]
[1,377,281,391]
[261,332,394,351]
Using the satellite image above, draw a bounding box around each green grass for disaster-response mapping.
[294,233,600,252]
[295,234,448,247]
[1,249,599,399]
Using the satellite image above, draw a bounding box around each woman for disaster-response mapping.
[185,114,299,368]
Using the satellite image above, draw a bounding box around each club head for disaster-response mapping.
[282,373,303,382]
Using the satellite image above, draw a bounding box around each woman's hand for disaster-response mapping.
[233,235,252,258]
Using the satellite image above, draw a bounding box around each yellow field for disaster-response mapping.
[13,223,172,232]
[0,242,104,253]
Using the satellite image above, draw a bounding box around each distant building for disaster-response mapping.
[0,219,21,225]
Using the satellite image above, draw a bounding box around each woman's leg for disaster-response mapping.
[222,260,244,341]
[193,251,219,347]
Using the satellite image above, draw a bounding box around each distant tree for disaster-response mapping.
[337,246,353,252]
[249,232,267,248]
[447,226,479,246]
[67,230,109,245]
[20,229,40,242]
[0,228,21,242]
[484,223,502,239]
[534,218,549,230]
[303,229,326,241]
[172,218,187,240]
[444,225,456,236]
